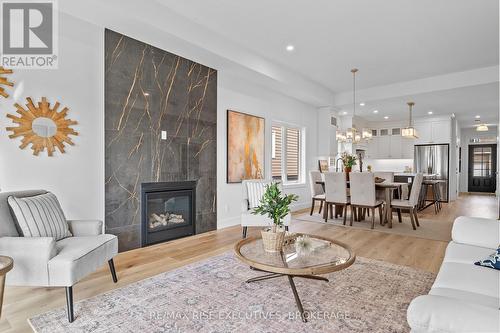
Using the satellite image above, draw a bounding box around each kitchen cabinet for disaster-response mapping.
[365,137,378,159]
[377,136,391,158]
[389,135,402,158]
[401,137,415,159]
[415,120,451,144]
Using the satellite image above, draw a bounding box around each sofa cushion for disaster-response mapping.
[432,262,499,298]
[429,287,499,308]
[48,234,118,286]
[475,248,500,270]
[8,192,72,241]
[443,241,495,265]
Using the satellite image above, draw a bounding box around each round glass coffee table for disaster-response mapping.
[234,233,355,322]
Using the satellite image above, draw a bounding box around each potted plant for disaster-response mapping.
[252,182,298,252]
[340,152,357,179]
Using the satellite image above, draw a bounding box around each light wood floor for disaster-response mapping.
[0,193,497,332]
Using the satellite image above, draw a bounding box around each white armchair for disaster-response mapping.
[0,190,118,322]
[240,180,291,238]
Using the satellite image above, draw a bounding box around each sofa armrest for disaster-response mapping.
[67,220,104,236]
[407,295,499,333]
[452,216,499,249]
[0,237,56,286]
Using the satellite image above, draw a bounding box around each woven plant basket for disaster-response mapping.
[261,228,286,252]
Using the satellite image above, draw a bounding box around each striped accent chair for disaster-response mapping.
[0,190,118,323]
[241,180,291,238]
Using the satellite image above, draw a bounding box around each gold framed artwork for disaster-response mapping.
[6,97,78,156]
[0,67,14,98]
[227,110,265,183]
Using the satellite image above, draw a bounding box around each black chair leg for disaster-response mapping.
[242,226,248,238]
[65,286,74,323]
[310,198,315,215]
[285,225,289,232]
[108,259,118,283]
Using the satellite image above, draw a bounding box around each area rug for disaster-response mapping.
[29,253,435,333]
[294,212,452,242]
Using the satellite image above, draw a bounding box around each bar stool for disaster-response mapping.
[420,180,441,214]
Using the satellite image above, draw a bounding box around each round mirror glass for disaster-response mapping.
[32,117,57,137]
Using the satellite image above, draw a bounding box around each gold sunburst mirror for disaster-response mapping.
[6,97,78,156]
[0,67,14,98]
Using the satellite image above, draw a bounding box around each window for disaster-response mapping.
[271,124,304,184]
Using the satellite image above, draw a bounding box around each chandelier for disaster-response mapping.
[402,102,418,139]
[336,68,371,144]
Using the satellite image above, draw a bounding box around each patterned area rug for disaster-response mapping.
[29,253,435,333]
[294,212,452,242]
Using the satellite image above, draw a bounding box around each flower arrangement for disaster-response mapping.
[340,152,357,169]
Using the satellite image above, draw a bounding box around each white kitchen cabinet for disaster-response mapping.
[365,137,378,159]
[415,120,451,144]
[431,120,451,143]
[377,136,391,159]
[389,135,402,158]
[401,138,415,159]
[414,123,432,144]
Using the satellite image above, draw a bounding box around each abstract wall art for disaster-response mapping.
[227,110,264,183]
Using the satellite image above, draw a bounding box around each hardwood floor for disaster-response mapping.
[0,194,496,332]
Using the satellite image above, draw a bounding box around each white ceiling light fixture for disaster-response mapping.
[475,115,481,119]
[475,118,489,132]
[428,111,433,115]
[359,102,365,106]
[286,45,295,52]
[373,110,379,114]
[384,116,389,119]
[402,101,418,139]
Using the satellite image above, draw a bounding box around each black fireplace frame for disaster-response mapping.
[140,181,197,247]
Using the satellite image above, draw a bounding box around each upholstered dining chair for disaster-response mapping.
[390,173,424,230]
[349,173,385,229]
[240,180,291,238]
[0,190,118,322]
[323,172,350,225]
[309,171,325,215]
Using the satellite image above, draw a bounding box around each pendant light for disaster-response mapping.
[349,68,362,143]
[402,101,418,139]
[475,119,489,132]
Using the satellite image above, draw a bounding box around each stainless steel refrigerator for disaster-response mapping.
[414,144,449,202]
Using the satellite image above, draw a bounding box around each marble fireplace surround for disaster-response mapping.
[105,29,217,252]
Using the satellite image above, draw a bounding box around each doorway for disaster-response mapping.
[468,144,497,193]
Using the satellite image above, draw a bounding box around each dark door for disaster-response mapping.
[468,144,497,193]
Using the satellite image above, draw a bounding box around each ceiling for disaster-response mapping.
[159,0,499,92]
[337,82,499,125]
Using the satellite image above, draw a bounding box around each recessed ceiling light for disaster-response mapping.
[341,111,348,115]
[143,92,150,96]
[428,111,433,115]
[286,45,295,52]
[384,116,389,119]
[475,115,481,119]
[359,102,365,106]
[373,110,379,114]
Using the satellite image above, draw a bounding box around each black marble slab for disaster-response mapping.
[105,29,217,252]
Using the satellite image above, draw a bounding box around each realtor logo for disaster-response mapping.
[1,0,58,69]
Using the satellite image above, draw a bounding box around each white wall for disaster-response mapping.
[217,75,318,229]
[0,13,318,230]
[0,14,104,221]
[459,126,498,192]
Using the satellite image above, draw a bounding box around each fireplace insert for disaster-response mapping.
[140,181,196,247]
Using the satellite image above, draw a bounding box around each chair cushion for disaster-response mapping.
[390,199,413,207]
[8,192,72,241]
[241,211,291,227]
[48,234,118,286]
[313,194,325,200]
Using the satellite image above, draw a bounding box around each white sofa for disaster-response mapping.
[241,180,291,238]
[407,216,500,333]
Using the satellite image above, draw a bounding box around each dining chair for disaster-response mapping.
[323,172,350,225]
[373,171,394,217]
[390,173,424,230]
[349,172,384,229]
[309,171,325,215]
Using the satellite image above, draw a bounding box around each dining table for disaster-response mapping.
[315,180,409,228]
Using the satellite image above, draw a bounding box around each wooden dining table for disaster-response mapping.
[316,180,408,228]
